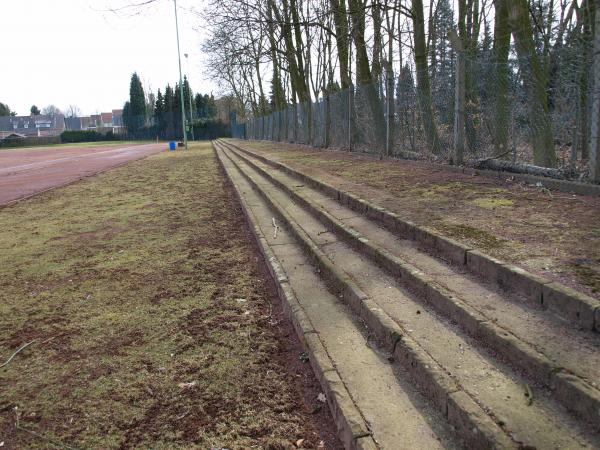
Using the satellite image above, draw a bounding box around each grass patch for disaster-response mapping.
[472,197,515,209]
[0,142,330,448]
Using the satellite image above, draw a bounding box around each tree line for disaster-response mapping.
[123,72,218,139]
[201,0,597,169]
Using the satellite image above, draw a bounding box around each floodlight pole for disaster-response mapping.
[174,0,188,149]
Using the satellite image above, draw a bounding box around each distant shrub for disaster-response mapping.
[60,130,122,143]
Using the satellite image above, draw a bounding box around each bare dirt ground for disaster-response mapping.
[0,142,164,206]
[0,142,340,449]
[231,139,600,300]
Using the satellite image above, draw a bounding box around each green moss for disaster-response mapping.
[472,197,515,209]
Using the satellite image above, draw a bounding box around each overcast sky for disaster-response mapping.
[0,0,216,116]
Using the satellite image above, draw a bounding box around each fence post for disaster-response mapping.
[449,30,465,165]
[325,89,330,148]
[590,0,600,182]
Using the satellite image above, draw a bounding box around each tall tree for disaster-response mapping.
[508,0,557,167]
[154,89,164,133]
[128,72,147,132]
[41,105,62,116]
[492,0,511,157]
[412,0,442,154]
[30,105,40,115]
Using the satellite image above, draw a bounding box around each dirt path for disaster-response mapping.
[228,139,600,300]
[0,143,164,206]
[0,143,340,449]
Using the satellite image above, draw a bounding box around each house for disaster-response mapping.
[112,109,123,126]
[0,114,65,137]
[101,112,113,128]
[90,114,102,128]
[0,132,26,140]
[65,117,82,130]
[80,116,91,129]
[111,109,124,134]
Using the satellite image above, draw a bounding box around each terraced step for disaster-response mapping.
[215,142,462,450]
[222,139,600,333]
[219,139,600,424]
[214,140,600,449]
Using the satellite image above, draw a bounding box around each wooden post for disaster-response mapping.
[589,0,600,182]
[448,30,465,165]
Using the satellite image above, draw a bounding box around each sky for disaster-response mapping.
[0,0,217,117]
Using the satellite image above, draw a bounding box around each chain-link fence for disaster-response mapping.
[244,28,600,183]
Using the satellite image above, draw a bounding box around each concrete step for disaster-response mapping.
[215,142,462,450]
[214,141,600,449]
[219,139,600,425]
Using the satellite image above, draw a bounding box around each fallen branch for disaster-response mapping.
[474,158,567,180]
[0,340,36,369]
[476,148,513,163]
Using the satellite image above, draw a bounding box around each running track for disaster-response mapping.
[0,143,164,206]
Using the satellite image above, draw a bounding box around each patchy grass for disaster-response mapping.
[232,139,600,299]
[434,223,506,251]
[0,142,338,449]
[570,259,600,294]
[471,197,515,209]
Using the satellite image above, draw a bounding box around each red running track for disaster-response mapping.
[0,143,165,206]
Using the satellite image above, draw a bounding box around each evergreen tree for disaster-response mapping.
[123,101,132,133]
[183,76,192,122]
[206,95,217,119]
[431,0,455,125]
[154,89,164,133]
[195,93,206,118]
[173,82,182,135]
[30,105,40,115]
[128,72,147,131]
[0,102,11,116]
[164,84,175,138]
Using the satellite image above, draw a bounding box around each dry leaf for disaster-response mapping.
[317,392,326,403]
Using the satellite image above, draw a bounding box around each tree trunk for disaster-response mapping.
[330,0,351,89]
[492,0,511,158]
[349,0,386,153]
[459,0,478,152]
[412,0,442,154]
[266,0,286,111]
[508,0,557,167]
[589,0,600,181]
